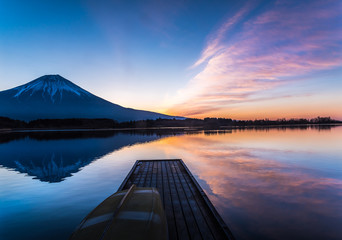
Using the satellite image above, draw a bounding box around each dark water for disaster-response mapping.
[0,127,341,240]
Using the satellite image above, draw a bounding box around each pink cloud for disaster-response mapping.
[168,0,342,118]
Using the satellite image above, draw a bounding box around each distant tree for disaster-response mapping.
[0,117,26,128]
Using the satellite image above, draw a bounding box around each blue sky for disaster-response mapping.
[0,0,341,119]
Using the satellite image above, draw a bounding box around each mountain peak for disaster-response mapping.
[39,74,65,81]
[12,74,90,102]
[31,74,72,84]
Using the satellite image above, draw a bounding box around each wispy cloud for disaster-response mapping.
[192,2,255,68]
[167,0,342,118]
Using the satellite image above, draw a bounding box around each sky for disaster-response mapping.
[0,0,341,120]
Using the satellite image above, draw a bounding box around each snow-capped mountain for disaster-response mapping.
[0,75,181,121]
[12,74,92,103]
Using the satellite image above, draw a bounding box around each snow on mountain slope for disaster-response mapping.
[12,75,91,103]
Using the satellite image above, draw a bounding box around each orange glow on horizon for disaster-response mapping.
[163,93,342,120]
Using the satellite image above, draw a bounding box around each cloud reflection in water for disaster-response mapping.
[158,128,342,240]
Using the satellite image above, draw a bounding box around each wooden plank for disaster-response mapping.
[161,161,178,240]
[156,161,164,203]
[168,160,202,240]
[158,161,176,239]
[136,161,147,188]
[131,162,142,186]
[151,161,157,188]
[145,161,153,187]
[137,161,144,187]
[166,160,190,240]
[173,160,215,240]
[142,161,151,187]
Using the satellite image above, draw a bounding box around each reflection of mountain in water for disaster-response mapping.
[0,130,180,183]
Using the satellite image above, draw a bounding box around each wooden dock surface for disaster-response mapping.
[118,159,235,240]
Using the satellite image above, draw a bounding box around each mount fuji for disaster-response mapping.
[0,75,181,122]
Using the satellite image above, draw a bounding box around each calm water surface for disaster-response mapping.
[0,127,341,240]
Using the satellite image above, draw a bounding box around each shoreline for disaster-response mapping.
[1,123,341,134]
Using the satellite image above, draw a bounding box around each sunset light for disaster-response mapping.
[1,0,341,120]
[1,1,341,240]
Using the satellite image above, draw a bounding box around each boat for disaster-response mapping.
[69,184,168,240]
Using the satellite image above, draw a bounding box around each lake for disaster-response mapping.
[0,126,341,240]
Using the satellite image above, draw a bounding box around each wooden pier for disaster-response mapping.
[118,159,235,240]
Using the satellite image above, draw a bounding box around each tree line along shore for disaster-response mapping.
[0,116,340,130]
